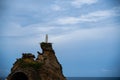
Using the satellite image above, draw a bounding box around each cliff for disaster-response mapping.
[7,42,66,80]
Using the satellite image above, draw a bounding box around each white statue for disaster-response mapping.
[45,34,48,43]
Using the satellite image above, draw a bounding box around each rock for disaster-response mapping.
[7,42,66,80]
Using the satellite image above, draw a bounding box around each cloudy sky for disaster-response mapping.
[0,0,120,77]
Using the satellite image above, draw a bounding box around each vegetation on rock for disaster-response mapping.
[17,59,43,70]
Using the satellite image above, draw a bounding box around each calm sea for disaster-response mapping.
[1,77,120,80]
[67,77,120,80]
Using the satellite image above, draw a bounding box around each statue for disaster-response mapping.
[45,34,48,43]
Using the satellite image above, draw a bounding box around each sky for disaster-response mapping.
[0,0,120,77]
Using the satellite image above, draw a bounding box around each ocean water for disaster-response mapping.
[66,77,120,80]
[1,77,120,80]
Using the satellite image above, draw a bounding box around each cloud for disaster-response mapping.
[54,9,117,25]
[51,0,98,12]
[71,0,98,8]
[56,17,80,25]
[0,23,54,37]
[112,6,120,16]
[51,4,63,11]
[49,26,118,45]
[0,22,74,37]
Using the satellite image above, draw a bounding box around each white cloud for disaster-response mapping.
[71,0,98,8]
[1,20,117,47]
[56,17,80,25]
[49,26,118,45]
[0,22,74,37]
[80,10,112,21]
[1,23,54,37]
[51,5,63,11]
[3,24,117,47]
[55,10,115,25]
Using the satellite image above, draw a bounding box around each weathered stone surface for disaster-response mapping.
[7,42,66,80]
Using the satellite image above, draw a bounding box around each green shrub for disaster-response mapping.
[17,59,43,70]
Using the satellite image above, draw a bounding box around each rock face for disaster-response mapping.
[7,42,66,80]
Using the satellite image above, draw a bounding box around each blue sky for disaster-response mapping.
[0,0,120,77]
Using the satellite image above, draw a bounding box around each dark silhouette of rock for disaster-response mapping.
[7,41,66,80]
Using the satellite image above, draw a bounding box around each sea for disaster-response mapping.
[67,77,120,80]
[1,77,120,80]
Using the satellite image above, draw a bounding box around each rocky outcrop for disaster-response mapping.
[7,42,66,80]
